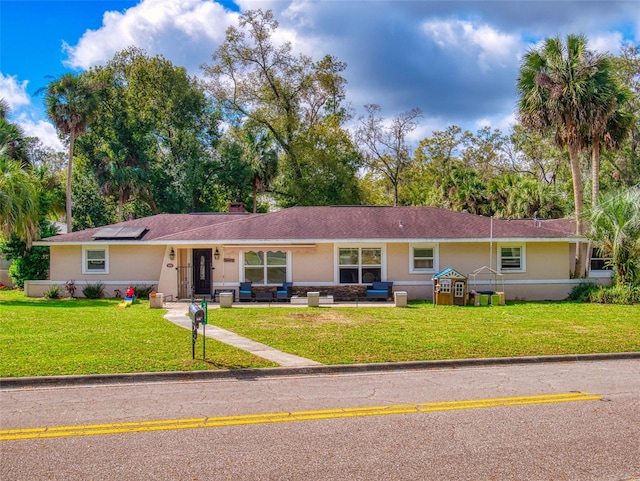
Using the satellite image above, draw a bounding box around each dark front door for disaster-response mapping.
[193,249,212,296]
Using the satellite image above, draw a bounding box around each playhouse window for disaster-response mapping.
[244,251,287,285]
[338,247,381,283]
[82,247,108,274]
[498,244,525,272]
[439,279,451,293]
[410,244,437,273]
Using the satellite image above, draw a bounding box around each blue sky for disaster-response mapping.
[1,0,638,152]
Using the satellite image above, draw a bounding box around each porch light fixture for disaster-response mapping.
[214,248,220,260]
[169,248,175,261]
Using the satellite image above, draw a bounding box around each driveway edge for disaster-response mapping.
[2,352,639,390]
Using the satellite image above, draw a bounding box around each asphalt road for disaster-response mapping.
[1,359,639,480]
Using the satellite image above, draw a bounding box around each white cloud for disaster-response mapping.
[18,115,65,153]
[589,32,625,56]
[422,19,519,71]
[0,74,31,110]
[0,74,63,152]
[64,0,237,73]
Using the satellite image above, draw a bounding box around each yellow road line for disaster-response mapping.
[0,392,601,441]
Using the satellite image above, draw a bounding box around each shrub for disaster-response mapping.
[43,285,61,299]
[0,221,58,288]
[567,281,599,302]
[82,282,104,299]
[132,284,156,299]
[590,284,640,305]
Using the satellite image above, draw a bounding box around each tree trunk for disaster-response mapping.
[591,138,601,208]
[569,142,587,278]
[252,181,258,214]
[66,133,75,233]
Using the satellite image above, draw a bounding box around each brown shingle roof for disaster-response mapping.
[39,207,580,244]
[157,206,579,242]
[40,213,254,243]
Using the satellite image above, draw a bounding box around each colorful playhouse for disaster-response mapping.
[432,268,468,306]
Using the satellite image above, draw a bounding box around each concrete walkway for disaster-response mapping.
[163,303,323,368]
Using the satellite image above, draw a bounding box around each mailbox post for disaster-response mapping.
[188,303,205,360]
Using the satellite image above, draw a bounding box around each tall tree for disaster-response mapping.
[356,104,422,206]
[44,74,99,232]
[241,126,278,213]
[583,56,634,208]
[79,47,219,217]
[517,34,611,277]
[203,9,356,207]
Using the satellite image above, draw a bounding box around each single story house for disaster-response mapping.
[28,205,611,301]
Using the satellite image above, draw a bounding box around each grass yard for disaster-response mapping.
[0,290,277,377]
[1,289,639,377]
[209,301,640,364]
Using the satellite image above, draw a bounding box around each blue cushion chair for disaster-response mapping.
[366,281,393,300]
[276,282,293,301]
[239,282,253,302]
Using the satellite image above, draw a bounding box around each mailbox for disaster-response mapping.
[189,303,205,326]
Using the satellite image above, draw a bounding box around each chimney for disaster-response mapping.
[229,202,245,213]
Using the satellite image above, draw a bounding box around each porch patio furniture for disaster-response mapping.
[366,281,393,300]
[255,291,275,302]
[239,282,253,302]
[276,282,293,301]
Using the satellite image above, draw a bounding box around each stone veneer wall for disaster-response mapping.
[251,285,369,301]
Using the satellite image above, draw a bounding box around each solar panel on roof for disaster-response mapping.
[92,226,147,239]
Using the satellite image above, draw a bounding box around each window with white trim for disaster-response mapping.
[82,246,108,274]
[338,247,382,283]
[410,244,438,273]
[498,244,525,272]
[439,279,451,293]
[590,247,612,271]
[243,251,287,285]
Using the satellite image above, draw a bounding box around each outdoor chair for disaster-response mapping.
[366,281,393,300]
[276,282,293,301]
[239,282,253,302]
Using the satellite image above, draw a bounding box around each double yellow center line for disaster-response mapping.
[1,392,601,441]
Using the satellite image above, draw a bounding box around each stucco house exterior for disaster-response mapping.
[27,205,608,301]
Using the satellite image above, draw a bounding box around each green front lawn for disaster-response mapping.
[0,290,277,377]
[210,301,640,364]
[1,289,638,377]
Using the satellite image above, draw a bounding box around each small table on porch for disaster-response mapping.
[254,291,275,302]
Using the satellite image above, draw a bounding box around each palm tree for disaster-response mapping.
[44,74,99,232]
[0,158,39,247]
[0,99,28,164]
[589,187,640,285]
[242,128,278,213]
[0,103,39,246]
[586,79,634,207]
[517,34,612,277]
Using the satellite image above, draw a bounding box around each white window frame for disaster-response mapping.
[335,245,384,284]
[497,243,526,273]
[590,247,612,272]
[439,279,451,293]
[409,243,438,274]
[82,246,109,274]
[241,250,289,285]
